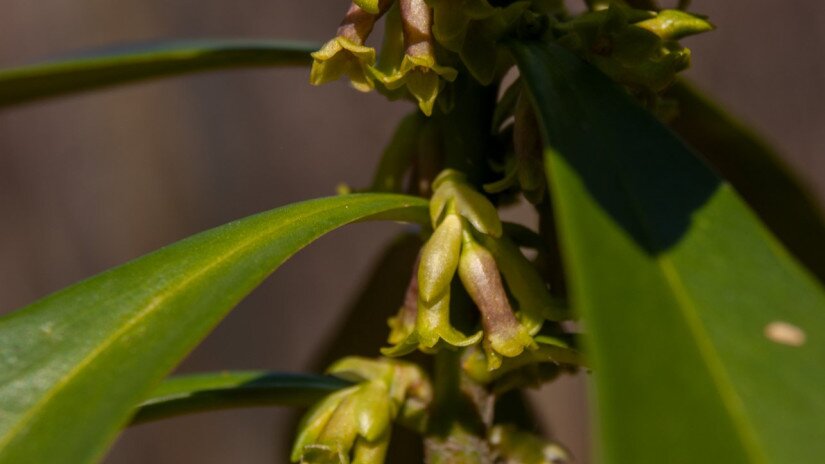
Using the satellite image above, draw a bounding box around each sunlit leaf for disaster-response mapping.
[513,40,825,464]
[668,79,825,283]
[0,194,427,464]
[132,371,350,425]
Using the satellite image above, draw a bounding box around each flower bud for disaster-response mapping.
[513,91,546,204]
[291,387,358,463]
[489,424,571,464]
[458,233,535,370]
[555,4,712,92]
[418,214,463,304]
[430,170,502,237]
[636,10,714,41]
[293,358,432,464]
[353,0,382,15]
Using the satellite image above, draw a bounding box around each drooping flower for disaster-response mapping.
[373,0,457,115]
[383,214,482,356]
[311,1,394,91]
[292,357,431,464]
[384,169,558,370]
[459,232,536,370]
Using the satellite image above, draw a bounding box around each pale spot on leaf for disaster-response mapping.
[764,321,806,347]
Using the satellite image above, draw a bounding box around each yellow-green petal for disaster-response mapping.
[310,37,377,92]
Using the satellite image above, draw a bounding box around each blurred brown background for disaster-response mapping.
[1,1,822,462]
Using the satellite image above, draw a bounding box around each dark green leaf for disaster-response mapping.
[0,40,317,108]
[132,371,350,425]
[0,194,427,464]
[512,40,825,464]
[668,79,825,284]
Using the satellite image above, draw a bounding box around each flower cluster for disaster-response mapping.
[383,170,564,370]
[312,0,457,116]
[554,4,713,92]
[292,357,431,464]
[312,0,540,115]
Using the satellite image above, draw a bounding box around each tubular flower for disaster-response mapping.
[382,215,482,357]
[555,4,713,92]
[374,0,457,116]
[292,357,432,464]
[311,1,393,92]
[459,232,536,370]
[385,169,557,370]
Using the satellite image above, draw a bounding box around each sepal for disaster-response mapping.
[311,37,377,92]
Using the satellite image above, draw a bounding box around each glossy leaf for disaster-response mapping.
[0,39,316,108]
[0,194,428,464]
[668,79,825,284]
[512,40,825,464]
[132,371,350,425]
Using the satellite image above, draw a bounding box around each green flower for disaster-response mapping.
[292,357,432,463]
[556,5,713,92]
[636,9,714,41]
[385,169,561,368]
[383,214,482,356]
[378,54,458,116]
[481,234,566,330]
[459,232,536,370]
[370,0,458,116]
[311,37,377,92]
[311,1,395,92]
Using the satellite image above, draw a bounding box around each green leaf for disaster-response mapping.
[0,194,428,464]
[667,79,825,284]
[512,40,825,464]
[0,39,317,108]
[131,371,350,425]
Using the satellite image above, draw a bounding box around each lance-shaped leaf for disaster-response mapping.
[512,40,825,464]
[667,79,825,284]
[0,194,428,464]
[0,39,317,108]
[132,371,350,425]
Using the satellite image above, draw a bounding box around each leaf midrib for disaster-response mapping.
[570,81,770,462]
[0,199,376,454]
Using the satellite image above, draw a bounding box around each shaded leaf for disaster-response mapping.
[0,194,428,464]
[668,79,825,284]
[0,39,316,108]
[132,371,350,425]
[512,40,825,464]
